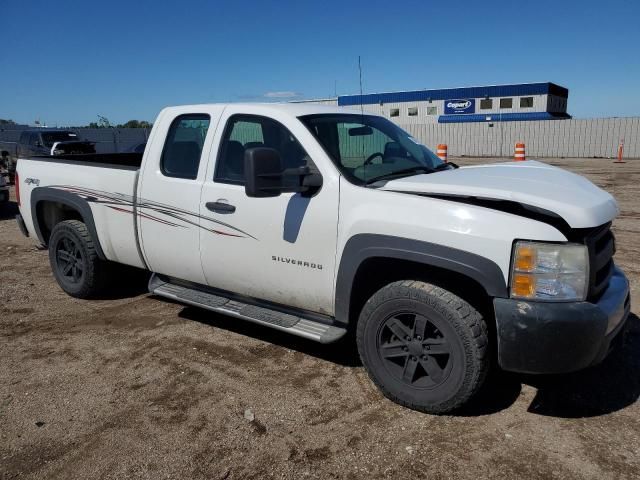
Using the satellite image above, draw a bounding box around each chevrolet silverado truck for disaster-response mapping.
[14,103,630,413]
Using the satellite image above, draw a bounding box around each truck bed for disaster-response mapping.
[17,155,144,269]
[26,153,143,169]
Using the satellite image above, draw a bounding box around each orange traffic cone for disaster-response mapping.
[437,144,448,163]
[514,142,526,161]
[614,139,626,164]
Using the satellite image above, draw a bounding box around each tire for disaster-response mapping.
[48,219,109,299]
[357,280,489,414]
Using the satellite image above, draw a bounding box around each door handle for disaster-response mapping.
[206,201,236,214]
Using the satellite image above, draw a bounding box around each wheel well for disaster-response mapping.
[36,201,84,245]
[348,257,495,330]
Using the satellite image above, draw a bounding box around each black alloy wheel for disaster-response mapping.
[377,312,453,388]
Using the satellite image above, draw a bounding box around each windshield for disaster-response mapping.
[299,114,444,184]
[41,131,80,148]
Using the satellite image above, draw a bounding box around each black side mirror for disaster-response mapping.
[245,147,284,198]
[244,147,324,198]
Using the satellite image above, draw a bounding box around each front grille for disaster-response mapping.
[570,222,615,301]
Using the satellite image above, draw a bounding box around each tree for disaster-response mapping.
[115,120,153,129]
[0,119,16,125]
[97,115,111,128]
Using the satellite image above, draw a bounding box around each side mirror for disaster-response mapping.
[244,147,284,198]
[244,147,324,198]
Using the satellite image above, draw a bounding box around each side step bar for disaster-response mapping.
[148,274,347,344]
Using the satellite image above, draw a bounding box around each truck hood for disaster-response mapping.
[380,160,618,229]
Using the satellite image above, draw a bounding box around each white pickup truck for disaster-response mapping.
[15,103,630,413]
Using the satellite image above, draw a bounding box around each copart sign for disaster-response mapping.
[444,99,475,115]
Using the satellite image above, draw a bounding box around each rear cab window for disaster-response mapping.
[161,114,211,179]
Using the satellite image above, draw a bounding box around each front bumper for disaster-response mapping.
[494,266,630,374]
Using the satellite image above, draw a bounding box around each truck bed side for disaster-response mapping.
[17,155,146,269]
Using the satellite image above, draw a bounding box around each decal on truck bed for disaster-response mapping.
[25,178,40,186]
[49,185,257,239]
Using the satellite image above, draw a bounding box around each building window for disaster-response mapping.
[520,97,534,108]
[480,98,493,110]
[499,98,513,109]
[407,107,418,116]
[390,109,399,117]
[427,106,437,115]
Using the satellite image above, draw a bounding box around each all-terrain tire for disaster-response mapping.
[356,280,489,414]
[48,220,109,299]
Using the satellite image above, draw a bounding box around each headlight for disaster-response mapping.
[510,241,589,301]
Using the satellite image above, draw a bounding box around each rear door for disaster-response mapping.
[198,109,340,315]
[137,107,224,284]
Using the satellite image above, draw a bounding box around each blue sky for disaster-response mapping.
[2,0,639,125]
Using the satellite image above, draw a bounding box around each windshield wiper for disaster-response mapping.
[364,166,434,185]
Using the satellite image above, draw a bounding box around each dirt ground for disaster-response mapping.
[1,158,639,480]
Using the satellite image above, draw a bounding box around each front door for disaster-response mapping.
[198,112,339,315]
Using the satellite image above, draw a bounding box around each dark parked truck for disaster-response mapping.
[1,130,95,184]
[17,130,96,157]
[0,174,8,204]
[14,103,631,414]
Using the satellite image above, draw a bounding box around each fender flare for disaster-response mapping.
[334,234,508,324]
[30,187,107,259]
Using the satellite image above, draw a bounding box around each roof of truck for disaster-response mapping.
[160,102,365,117]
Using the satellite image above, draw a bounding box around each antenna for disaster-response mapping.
[358,56,367,182]
[358,56,364,116]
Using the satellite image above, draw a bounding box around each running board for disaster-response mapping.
[148,274,346,344]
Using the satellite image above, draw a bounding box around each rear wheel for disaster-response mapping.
[357,280,489,414]
[48,220,109,299]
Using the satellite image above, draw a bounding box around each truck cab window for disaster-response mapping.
[41,131,80,148]
[161,114,210,179]
[215,115,310,185]
[300,113,442,185]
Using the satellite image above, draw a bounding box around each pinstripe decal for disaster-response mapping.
[49,185,256,239]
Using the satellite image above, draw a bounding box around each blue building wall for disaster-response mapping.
[336,82,570,123]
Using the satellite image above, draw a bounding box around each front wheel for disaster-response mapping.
[357,280,489,414]
[48,220,109,299]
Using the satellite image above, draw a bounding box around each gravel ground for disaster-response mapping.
[1,158,639,479]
